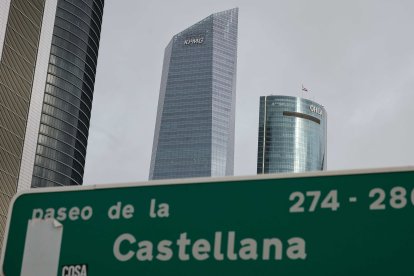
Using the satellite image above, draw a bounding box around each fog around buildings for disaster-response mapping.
[83,0,414,185]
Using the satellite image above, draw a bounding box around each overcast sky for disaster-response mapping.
[83,0,414,185]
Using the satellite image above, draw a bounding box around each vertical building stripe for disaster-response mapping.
[0,0,47,249]
[17,0,58,191]
[0,0,11,59]
[262,96,267,174]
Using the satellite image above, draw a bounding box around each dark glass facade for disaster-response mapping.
[257,96,327,174]
[32,0,104,187]
[149,8,238,180]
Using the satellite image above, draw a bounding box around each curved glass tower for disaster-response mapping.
[0,0,104,248]
[31,0,104,188]
[149,8,238,180]
[257,95,327,174]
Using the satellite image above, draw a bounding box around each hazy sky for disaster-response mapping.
[83,0,414,185]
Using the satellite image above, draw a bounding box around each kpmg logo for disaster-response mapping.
[184,36,204,45]
[309,105,323,116]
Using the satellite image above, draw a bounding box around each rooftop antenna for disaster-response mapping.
[301,84,308,99]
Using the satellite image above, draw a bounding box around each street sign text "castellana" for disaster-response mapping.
[1,167,414,276]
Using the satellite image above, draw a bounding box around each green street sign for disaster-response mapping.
[1,167,414,276]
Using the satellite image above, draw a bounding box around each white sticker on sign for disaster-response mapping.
[20,219,63,276]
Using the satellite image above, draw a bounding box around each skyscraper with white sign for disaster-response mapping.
[257,96,327,174]
[149,8,238,180]
[0,0,104,247]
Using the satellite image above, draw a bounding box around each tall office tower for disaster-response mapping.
[257,95,327,174]
[0,0,104,246]
[149,8,238,180]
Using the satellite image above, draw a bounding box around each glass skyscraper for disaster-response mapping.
[257,95,327,174]
[149,8,238,180]
[0,0,104,247]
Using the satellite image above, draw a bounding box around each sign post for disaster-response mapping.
[1,167,414,275]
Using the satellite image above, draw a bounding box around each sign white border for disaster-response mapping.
[1,166,414,275]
